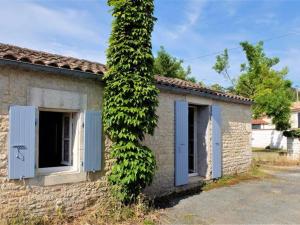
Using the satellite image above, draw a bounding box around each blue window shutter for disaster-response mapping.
[211,104,222,179]
[8,106,36,179]
[84,111,102,172]
[175,100,189,186]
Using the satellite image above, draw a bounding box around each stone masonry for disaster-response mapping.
[0,66,109,220]
[0,65,252,219]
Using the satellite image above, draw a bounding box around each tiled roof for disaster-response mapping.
[0,43,106,75]
[155,75,252,102]
[252,119,268,125]
[0,43,252,104]
[291,102,300,112]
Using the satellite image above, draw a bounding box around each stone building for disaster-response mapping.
[0,43,252,219]
[252,102,300,149]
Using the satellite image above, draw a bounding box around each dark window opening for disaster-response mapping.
[39,111,72,168]
[188,106,197,174]
[252,124,261,130]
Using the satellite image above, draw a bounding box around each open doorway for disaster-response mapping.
[39,111,73,168]
[188,106,197,175]
[188,105,210,177]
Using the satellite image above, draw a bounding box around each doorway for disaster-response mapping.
[188,106,197,175]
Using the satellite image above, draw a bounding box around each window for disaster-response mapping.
[252,124,261,129]
[188,106,197,175]
[38,111,74,171]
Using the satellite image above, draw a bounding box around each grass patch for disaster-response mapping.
[202,163,269,191]
[75,195,159,225]
[253,151,300,166]
[6,195,159,225]
[252,147,284,152]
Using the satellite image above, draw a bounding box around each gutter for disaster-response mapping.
[0,58,252,105]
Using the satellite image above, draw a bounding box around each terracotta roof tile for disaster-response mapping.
[0,43,252,103]
[155,75,252,102]
[0,43,106,74]
[291,102,300,112]
[252,119,268,125]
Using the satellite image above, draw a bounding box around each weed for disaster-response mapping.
[202,162,269,191]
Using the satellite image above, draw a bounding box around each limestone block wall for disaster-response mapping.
[143,91,185,196]
[0,65,252,217]
[0,66,109,220]
[287,137,300,160]
[218,101,252,175]
[144,91,252,195]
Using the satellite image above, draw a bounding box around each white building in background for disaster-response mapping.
[252,102,300,149]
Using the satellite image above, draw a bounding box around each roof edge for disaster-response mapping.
[157,84,253,105]
[0,58,102,81]
[0,57,253,105]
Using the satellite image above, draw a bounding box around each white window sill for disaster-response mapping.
[28,168,86,186]
[189,172,199,177]
[36,166,76,175]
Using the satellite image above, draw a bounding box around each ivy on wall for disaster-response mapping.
[103,0,159,203]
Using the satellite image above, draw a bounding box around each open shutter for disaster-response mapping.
[8,106,36,179]
[84,111,102,172]
[175,100,189,186]
[211,104,222,179]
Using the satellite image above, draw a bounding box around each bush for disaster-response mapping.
[283,129,300,138]
[104,0,158,203]
[108,142,156,203]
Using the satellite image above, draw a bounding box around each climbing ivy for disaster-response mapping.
[103,0,158,203]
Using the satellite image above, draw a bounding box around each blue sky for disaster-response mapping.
[0,0,299,87]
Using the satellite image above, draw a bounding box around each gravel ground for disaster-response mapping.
[160,167,300,224]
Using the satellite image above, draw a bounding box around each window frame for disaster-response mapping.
[61,113,73,166]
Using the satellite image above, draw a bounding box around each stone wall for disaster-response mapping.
[287,137,300,160]
[0,66,109,220]
[0,65,252,218]
[219,101,252,175]
[144,91,252,196]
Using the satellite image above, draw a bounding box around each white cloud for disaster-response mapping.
[0,1,108,63]
[159,0,207,40]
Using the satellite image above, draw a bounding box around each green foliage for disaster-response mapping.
[209,83,236,94]
[154,46,196,82]
[109,143,156,202]
[235,41,292,130]
[283,129,300,138]
[210,83,225,92]
[212,49,235,85]
[213,42,292,131]
[104,0,158,203]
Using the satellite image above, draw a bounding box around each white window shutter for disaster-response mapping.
[8,106,36,179]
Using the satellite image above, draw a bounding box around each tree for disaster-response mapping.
[213,41,292,130]
[236,41,292,130]
[154,46,196,82]
[210,83,225,92]
[212,49,235,86]
[103,0,158,203]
